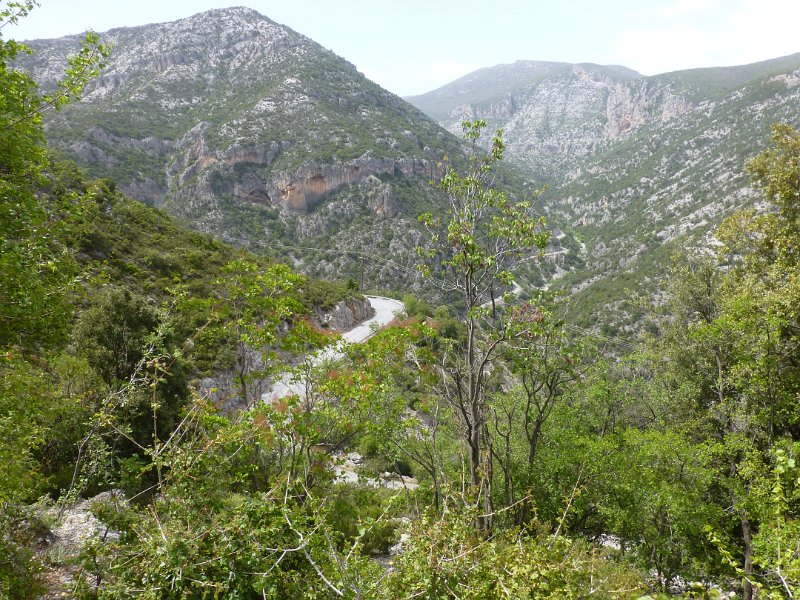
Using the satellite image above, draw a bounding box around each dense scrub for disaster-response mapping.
[2,5,799,598]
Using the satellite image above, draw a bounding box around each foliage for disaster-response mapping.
[0,504,47,600]
[631,123,800,597]
[5,2,800,595]
[208,259,313,406]
[383,507,645,599]
[74,399,387,599]
[298,277,360,311]
[417,120,548,530]
[72,288,162,387]
[0,352,55,504]
[0,1,108,350]
[751,446,800,597]
[0,8,111,593]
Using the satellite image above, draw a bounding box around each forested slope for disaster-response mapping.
[2,4,799,599]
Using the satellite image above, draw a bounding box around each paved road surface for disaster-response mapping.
[262,295,404,402]
[341,296,404,343]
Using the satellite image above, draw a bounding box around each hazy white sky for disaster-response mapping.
[8,0,800,96]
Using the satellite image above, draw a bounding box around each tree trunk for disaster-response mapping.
[483,426,494,531]
[742,512,754,600]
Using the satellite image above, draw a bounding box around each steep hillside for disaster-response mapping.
[407,55,800,182]
[549,64,800,330]
[407,61,689,181]
[649,52,800,101]
[18,7,465,292]
[27,8,800,329]
[53,162,370,408]
[410,56,800,331]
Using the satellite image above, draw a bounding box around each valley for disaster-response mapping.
[21,9,800,335]
[3,4,800,598]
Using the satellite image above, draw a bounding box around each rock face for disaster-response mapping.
[408,61,694,178]
[271,158,434,213]
[19,7,460,293]
[39,491,125,598]
[312,297,374,331]
[178,146,435,214]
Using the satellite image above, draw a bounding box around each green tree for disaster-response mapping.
[0,3,108,594]
[72,288,161,387]
[640,124,800,598]
[490,302,586,523]
[209,259,318,407]
[418,120,548,530]
[0,0,108,350]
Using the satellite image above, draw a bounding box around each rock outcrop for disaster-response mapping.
[413,62,694,177]
[20,7,458,294]
[270,157,435,212]
[312,297,374,331]
[39,491,125,598]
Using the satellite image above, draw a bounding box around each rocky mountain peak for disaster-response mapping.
[16,8,461,293]
[408,60,697,180]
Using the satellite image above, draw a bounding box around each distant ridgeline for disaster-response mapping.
[21,7,800,329]
[407,54,800,331]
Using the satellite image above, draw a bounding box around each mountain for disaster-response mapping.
[409,55,800,331]
[407,55,800,181]
[24,8,800,331]
[18,7,465,292]
[407,61,647,181]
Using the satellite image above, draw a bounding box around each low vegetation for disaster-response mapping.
[1,5,798,599]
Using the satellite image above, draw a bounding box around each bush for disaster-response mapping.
[299,277,360,311]
[0,506,47,600]
[383,508,646,599]
[328,487,400,555]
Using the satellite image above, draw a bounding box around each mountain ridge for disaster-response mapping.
[21,8,800,329]
[17,7,470,293]
[408,51,800,329]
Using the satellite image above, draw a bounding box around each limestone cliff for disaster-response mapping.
[409,61,693,178]
[19,7,461,293]
[168,121,436,213]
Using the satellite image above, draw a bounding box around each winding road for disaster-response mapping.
[262,295,404,402]
[338,296,405,344]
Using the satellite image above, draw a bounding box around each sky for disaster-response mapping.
[8,0,800,97]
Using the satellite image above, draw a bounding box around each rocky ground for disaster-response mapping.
[37,491,124,598]
[333,451,419,491]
